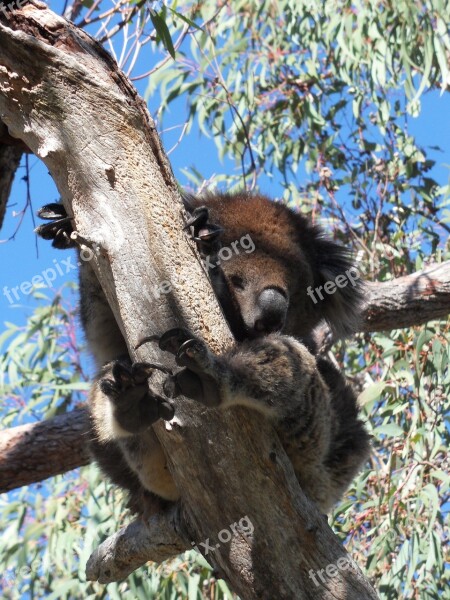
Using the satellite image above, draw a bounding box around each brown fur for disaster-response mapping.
[165,331,370,512]
[36,193,370,515]
[185,192,365,339]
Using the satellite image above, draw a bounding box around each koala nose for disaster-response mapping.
[254,288,288,334]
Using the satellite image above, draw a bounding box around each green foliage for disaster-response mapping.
[0,285,88,426]
[331,320,450,598]
[0,463,236,598]
[149,0,450,261]
[150,6,176,59]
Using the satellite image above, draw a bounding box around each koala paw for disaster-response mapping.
[35,203,75,249]
[157,328,222,407]
[100,359,175,431]
[184,206,223,254]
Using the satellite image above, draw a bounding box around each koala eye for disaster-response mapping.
[230,275,245,290]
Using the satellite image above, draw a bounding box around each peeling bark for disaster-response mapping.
[363,262,450,332]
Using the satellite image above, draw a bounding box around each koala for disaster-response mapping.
[181,192,364,342]
[36,192,370,515]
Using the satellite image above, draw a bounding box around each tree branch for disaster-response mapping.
[363,261,450,332]
[311,261,450,353]
[0,4,377,598]
[0,407,90,492]
[86,505,189,583]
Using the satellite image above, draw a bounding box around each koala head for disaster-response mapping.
[185,191,364,341]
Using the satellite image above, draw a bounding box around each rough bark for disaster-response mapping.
[363,262,450,332]
[0,407,90,492]
[0,3,378,599]
[86,505,189,579]
[313,260,450,353]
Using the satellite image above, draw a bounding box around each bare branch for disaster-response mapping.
[86,505,189,583]
[312,260,450,353]
[363,261,450,332]
[0,407,90,492]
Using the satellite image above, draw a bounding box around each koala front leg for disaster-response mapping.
[159,328,330,424]
[154,329,355,510]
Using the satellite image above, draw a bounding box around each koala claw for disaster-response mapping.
[184,206,223,252]
[175,338,209,371]
[100,359,175,430]
[184,206,209,231]
[158,399,176,421]
[158,328,193,355]
[109,360,170,388]
[162,376,182,400]
[36,203,75,250]
[158,329,221,407]
[156,328,209,372]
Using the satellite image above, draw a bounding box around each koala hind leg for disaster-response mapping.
[89,359,179,503]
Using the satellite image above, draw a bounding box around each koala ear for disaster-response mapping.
[181,193,224,256]
[312,235,365,339]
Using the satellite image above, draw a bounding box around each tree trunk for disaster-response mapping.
[0,3,379,598]
[1,258,449,493]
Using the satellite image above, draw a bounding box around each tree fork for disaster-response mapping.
[0,3,379,598]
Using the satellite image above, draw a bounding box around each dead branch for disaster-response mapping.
[363,261,450,331]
